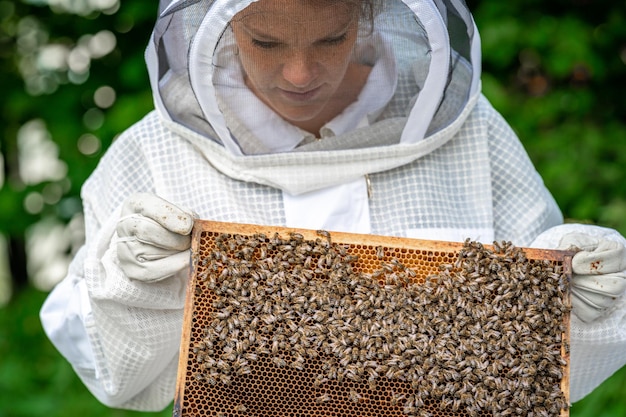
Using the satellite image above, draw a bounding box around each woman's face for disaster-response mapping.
[231,0,361,126]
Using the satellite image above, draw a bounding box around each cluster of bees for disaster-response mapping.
[190,231,570,417]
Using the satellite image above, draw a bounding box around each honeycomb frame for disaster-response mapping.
[174,220,572,417]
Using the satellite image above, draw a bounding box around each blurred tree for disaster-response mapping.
[1,0,155,301]
[468,0,626,235]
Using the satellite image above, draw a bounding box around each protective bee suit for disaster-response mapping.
[40,0,626,411]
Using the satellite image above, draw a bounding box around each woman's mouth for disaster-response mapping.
[279,86,322,102]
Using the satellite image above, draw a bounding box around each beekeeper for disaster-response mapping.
[40,0,626,411]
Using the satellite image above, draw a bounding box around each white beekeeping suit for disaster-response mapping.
[40,0,626,411]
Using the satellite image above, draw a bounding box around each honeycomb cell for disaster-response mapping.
[174,221,571,417]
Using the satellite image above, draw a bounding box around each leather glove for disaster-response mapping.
[559,233,626,323]
[116,193,195,283]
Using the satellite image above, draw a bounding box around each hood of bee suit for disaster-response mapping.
[145,0,481,195]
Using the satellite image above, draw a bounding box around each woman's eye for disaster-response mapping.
[322,33,348,46]
[251,39,278,49]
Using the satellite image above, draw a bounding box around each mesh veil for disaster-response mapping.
[147,0,481,156]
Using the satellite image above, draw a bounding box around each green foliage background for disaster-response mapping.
[1,0,625,416]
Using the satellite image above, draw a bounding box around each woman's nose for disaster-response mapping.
[282,52,318,88]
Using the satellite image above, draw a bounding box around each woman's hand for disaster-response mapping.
[559,233,626,323]
[116,193,195,283]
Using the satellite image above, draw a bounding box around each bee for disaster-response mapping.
[381,342,391,357]
[289,232,304,242]
[258,244,268,260]
[402,403,416,415]
[234,404,247,413]
[326,365,338,380]
[316,230,331,241]
[389,392,405,406]
[235,365,252,376]
[218,374,231,386]
[193,340,206,352]
[195,350,207,363]
[290,359,305,371]
[313,375,328,389]
[305,347,318,359]
[315,393,331,404]
[343,254,359,264]
[366,378,377,390]
[272,356,287,368]
[217,326,229,341]
[349,389,362,403]
[254,232,267,242]
[201,372,217,386]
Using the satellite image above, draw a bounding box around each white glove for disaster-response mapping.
[558,233,626,323]
[116,193,195,283]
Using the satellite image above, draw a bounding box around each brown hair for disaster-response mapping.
[233,0,381,34]
[310,0,380,32]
